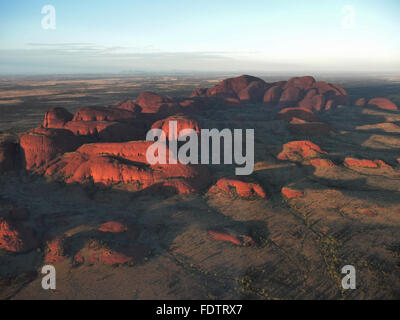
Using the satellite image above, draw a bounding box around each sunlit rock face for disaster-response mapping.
[44,140,211,194]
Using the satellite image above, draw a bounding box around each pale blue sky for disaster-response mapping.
[0,0,399,74]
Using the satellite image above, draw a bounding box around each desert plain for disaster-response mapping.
[1,73,400,300]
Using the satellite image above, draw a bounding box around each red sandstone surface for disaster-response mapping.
[214,178,266,199]
[368,98,398,111]
[344,158,391,169]
[281,187,304,199]
[277,141,328,162]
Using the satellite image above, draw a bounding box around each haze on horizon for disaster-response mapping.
[0,0,399,75]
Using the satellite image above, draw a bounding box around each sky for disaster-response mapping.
[0,0,399,75]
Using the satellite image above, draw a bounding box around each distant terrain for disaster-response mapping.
[1,74,400,134]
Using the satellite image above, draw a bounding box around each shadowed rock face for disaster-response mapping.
[279,86,303,107]
[264,86,283,106]
[112,100,142,113]
[237,80,269,102]
[44,222,147,266]
[288,118,331,136]
[43,106,154,142]
[298,93,326,111]
[63,121,146,142]
[134,92,182,114]
[0,139,19,173]
[277,106,331,136]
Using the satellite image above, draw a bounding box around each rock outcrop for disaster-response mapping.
[74,240,150,266]
[281,187,304,199]
[344,158,391,169]
[309,158,336,168]
[238,80,269,102]
[20,127,82,170]
[263,86,282,106]
[151,114,200,139]
[367,98,398,111]
[207,75,266,100]
[44,236,67,264]
[277,141,328,162]
[112,100,142,113]
[98,221,129,233]
[277,107,321,122]
[43,107,74,128]
[190,75,349,111]
[355,98,367,107]
[213,178,266,199]
[0,217,38,253]
[63,120,145,142]
[134,92,183,114]
[73,106,140,122]
[44,141,211,194]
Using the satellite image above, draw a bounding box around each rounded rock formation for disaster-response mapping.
[43,107,74,128]
[237,81,268,102]
[214,178,266,199]
[367,98,398,111]
[45,140,211,194]
[355,98,367,107]
[263,86,282,106]
[283,76,316,90]
[151,114,200,139]
[279,86,303,107]
[277,141,328,162]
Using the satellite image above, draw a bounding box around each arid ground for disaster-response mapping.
[1,74,400,300]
